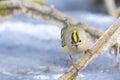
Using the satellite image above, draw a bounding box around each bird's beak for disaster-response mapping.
[74,45,78,48]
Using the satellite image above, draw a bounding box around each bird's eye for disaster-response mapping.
[79,40,81,42]
[71,41,74,44]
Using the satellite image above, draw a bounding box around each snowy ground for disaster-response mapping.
[0,11,119,80]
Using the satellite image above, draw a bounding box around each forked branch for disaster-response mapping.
[0,0,103,39]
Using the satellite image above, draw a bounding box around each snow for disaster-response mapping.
[0,11,119,80]
[34,75,50,80]
[53,74,62,79]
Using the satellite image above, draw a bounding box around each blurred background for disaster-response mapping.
[0,0,120,80]
[47,0,105,12]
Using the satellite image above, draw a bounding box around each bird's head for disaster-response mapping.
[70,30,82,48]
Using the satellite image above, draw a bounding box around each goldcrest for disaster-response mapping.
[61,20,90,55]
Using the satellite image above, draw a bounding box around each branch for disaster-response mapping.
[0,0,103,39]
[58,17,120,80]
[24,0,45,5]
[104,0,119,18]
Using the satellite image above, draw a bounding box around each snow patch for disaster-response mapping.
[34,75,50,80]
[0,21,61,40]
[78,74,85,78]
[53,74,62,79]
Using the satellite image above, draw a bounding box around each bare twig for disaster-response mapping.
[58,17,120,80]
[0,0,103,39]
[104,0,120,18]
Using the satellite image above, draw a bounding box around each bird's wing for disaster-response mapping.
[61,27,67,47]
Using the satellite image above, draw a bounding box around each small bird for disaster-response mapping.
[61,19,90,65]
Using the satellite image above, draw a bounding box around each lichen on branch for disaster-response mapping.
[0,3,7,16]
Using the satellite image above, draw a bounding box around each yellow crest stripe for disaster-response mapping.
[72,30,79,43]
